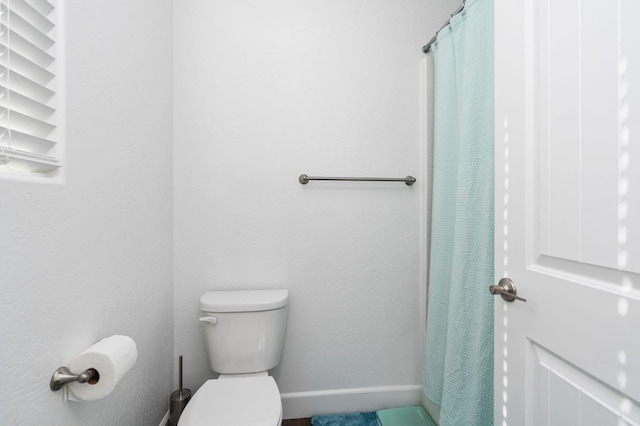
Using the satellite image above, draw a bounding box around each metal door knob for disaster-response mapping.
[490,278,527,302]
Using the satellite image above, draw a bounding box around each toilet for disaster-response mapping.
[178,289,289,426]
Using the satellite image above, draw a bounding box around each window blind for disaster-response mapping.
[0,0,59,174]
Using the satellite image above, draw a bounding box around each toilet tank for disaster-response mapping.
[199,289,289,374]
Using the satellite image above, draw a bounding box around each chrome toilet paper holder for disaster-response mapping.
[50,366,99,391]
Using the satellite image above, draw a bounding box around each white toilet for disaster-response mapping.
[178,289,289,426]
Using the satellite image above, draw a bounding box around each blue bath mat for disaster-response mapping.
[312,411,378,426]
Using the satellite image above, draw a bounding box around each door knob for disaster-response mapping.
[490,278,527,302]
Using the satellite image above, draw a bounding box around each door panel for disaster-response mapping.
[531,343,640,426]
[536,0,634,272]
[495,0,640,424]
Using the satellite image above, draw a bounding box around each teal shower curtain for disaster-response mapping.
[422,0,494,425]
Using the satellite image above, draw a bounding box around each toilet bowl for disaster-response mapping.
[177,289,289,426]
[177,375,282,426]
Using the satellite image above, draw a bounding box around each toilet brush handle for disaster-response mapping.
[179,355,183,395]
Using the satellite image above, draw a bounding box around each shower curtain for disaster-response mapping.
[422,0,494,425]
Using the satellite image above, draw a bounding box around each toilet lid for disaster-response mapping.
[178,377,281,426]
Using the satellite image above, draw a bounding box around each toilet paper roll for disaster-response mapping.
[67,335,137,401]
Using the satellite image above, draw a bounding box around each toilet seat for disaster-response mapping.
[178,376,282,426]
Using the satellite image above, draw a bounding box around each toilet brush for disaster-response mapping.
[168,355,192,426]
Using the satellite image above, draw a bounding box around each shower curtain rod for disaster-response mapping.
[422,1,466,53]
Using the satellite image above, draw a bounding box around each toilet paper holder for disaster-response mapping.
[50,366,99,391]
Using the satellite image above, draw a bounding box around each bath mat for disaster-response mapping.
[311,411,378,426]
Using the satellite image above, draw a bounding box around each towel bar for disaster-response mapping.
[299,174,416,186]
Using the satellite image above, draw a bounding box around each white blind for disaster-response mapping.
[0,0,59,174]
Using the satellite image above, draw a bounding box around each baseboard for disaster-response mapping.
[281,384,423,419]
[159,410,169,426]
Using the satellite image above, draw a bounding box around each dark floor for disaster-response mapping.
[282,419,312,426]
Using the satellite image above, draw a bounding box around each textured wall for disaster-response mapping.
[0,1,173,425]
[173,0,454,401]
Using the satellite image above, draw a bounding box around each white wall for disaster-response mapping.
[0,1,174,425]
[174,0,457,417]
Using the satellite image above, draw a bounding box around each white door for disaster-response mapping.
[494,0,640,425]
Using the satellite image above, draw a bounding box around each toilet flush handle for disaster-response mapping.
[199,316,218,325]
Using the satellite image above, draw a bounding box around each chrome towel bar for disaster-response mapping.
[299,174,416,186]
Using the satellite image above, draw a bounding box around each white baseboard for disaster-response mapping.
[281,384,423,420]
[159,410,169,426]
